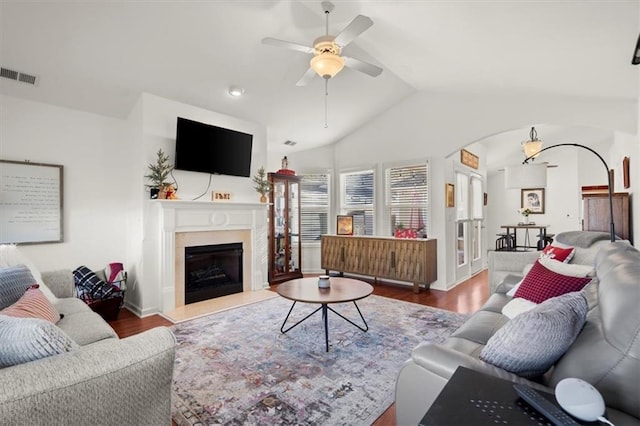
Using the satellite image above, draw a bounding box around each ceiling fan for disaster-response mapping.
[262,1,383,86]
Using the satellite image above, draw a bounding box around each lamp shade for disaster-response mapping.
[504,163,547,189]
[523,140,543,158]
[310,53,345,79]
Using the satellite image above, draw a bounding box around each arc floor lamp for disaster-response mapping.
[521,143,616,243]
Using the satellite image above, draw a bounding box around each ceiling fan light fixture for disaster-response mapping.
[522,126,543,159]
[310,53,345,79]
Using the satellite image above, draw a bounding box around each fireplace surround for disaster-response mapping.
[142,200,269,315]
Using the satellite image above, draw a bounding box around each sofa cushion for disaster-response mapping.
[514,260,592,304]
[0,314,78,368]
[480,292,588,378]
[1,286,61,323]
[540,244,575,263]
[56,311,117,346]
[0,264,36,310]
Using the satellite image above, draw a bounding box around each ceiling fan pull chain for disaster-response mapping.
[325,79,329,128]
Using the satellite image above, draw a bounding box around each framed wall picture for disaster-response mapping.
[460,149,479,169]
[521,188,545,214]
[445,183,455,208]
[623,157,630,189]
[336,215,354,235]
[0,159,64,244]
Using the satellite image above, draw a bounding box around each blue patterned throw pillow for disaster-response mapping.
[0,314,78,367]
[480,292,588,378]
[0,265,37,310]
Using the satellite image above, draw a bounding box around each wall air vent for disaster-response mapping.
[0,67,38,86]
[284,140,297,146]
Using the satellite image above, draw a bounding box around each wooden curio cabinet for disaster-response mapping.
[268,172,303,284]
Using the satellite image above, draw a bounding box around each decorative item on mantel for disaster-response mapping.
[145,149,175,199]
[252,166,272,203]
[278,156,295,175]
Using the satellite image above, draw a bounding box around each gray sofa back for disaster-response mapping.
[549,241,640,419]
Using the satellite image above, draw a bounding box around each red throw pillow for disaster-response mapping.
[513,260,592,304]
[0,285,61,323]
[540,245,575,263]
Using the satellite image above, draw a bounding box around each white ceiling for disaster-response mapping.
[1,1,638,155]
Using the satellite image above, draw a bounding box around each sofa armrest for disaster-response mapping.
[0,326,176,425]
[41,269,75,298]
[487,251,540,293]
[395,342,553,425]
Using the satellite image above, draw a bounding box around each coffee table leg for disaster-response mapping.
[327,301,369,332]
[322,304,329,352]
[280,301,323,334]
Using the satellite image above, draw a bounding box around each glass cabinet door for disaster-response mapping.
[272,179,286,275]
[268,173,302,284]
[289,181,300,273]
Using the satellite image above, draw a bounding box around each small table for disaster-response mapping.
[500,224,550,251]
[276,277,373,352]
[419,367,584,425]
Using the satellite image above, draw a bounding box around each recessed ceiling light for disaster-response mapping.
[228,85,245,97]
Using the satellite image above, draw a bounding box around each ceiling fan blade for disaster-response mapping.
[295,67,317,86]
[334,15,373,48]
[262,37,314,54]
[343,55,383,77]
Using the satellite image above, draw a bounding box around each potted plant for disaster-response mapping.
[145,148,174,199]
[252,166,271,203]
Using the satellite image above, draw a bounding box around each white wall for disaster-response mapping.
[319,91,637,289]
[0,94,134,272]
[0,93,268,316]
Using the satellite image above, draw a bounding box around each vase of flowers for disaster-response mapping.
[252,166,271,203]
[519,208,533,224]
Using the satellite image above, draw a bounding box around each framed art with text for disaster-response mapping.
[0,159,64,244]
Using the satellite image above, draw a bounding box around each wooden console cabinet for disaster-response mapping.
[321,235,437,293]
[582,193,632,243]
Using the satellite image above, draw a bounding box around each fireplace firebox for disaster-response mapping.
[184,243,243,304]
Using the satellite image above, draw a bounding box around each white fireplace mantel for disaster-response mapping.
[142,200,269,315]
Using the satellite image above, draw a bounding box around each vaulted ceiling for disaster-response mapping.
[1,1,638,154]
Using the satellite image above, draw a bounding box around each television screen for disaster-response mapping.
[175,117,253,177]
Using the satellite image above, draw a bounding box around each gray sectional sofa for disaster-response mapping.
[395,232,640,425]
[0,269,176,425]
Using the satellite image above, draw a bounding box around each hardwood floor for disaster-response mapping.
[109,269,489,425]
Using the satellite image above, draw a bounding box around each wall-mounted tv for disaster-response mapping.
[175,117,253,178]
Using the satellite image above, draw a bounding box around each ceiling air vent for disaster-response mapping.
[0,67,38,86]
[284,140,297,146]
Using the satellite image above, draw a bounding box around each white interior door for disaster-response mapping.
[455,172,484,281]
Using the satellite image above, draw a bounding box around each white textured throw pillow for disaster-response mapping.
[0,314,78,367]
[480,292,588,378]
[539,257,595,277]
[0,244,58,302]
[501,298,538,319]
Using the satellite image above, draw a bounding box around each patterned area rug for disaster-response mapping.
[171,294,467,425]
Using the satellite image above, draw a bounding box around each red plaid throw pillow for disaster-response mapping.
[514,260,592,304]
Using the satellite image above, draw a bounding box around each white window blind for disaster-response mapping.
[340,169,374,235]
[385,163,429,237]
[299,173,329,241]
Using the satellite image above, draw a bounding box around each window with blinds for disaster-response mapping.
[385,163,429,237]
[340,169,374,235]
[299,173,329,241]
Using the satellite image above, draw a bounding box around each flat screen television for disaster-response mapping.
[175,117,253,177]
